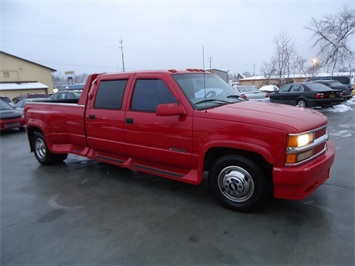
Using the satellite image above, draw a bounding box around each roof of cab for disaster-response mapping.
[96,69,215,78]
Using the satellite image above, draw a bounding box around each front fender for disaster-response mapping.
[193,139,276,183]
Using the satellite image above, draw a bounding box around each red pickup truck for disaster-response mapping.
[25,69,335,212]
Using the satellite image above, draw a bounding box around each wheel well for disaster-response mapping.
[297,98,306,103]
[204,148,272,179]
[26,127,43,152]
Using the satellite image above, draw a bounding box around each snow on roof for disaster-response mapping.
[0,82,48,91]
[240,72,354,81]
[241,75,266,80]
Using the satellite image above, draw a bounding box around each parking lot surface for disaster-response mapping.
[1,103,354,265]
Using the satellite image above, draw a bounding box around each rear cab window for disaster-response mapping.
[94,80,127,110]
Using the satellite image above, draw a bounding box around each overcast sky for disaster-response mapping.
[1,0,353,76]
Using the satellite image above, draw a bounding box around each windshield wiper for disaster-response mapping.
[194,98,230,105]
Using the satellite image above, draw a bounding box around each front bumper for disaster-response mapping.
[273,140,335,200]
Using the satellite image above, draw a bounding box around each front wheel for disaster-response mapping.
[208,155,272,212]
[32,132,68,165]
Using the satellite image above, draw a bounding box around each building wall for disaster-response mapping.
[209,69,228,82]
[0,52,54,97]
[239,77,308,88]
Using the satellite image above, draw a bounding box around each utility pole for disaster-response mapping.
[209,57,212,69]
[119,39,125,72]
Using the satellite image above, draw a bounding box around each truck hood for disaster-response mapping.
[195,101,328,133]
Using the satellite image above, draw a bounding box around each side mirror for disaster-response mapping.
[156,103,186,116]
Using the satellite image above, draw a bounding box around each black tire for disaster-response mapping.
[297,99,307,108]
[32,132,68,165]
[208,155,272,212]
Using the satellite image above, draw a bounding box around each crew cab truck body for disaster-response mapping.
[25,69,335,212]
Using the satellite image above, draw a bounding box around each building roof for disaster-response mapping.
[0,82,49,91]
[208,68,229,73]
[0,51,56,72]
[240,72,354,81]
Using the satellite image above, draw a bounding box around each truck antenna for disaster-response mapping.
[119,39,125,72]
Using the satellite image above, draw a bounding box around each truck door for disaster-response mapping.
[125,77,193,170]
[85,78,128,158]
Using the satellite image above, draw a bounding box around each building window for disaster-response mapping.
[3,71,10,78]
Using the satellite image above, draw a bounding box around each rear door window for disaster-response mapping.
[94,80,127,110]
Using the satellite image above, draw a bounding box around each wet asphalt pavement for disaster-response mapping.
[1,103,354,265]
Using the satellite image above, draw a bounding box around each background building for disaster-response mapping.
[0,51,56,101]
[208,69,229,82]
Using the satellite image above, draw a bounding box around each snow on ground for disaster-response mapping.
[320,97,355,113]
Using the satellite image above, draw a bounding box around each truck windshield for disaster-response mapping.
[173,73,243,110]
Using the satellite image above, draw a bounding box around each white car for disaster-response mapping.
[259,85,279,93]
[234,85,269,102]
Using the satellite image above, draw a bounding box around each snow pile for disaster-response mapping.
[322,104,353,113]
[320,97,355,113]
[345,97,355,106]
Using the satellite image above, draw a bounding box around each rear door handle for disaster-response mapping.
[126,118,134,124]
[89,114,96,120]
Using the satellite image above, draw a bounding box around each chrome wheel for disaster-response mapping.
[34,137,46,160]
[217,166,255,202]
[297,100,306,108]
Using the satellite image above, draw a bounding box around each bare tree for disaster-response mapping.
[260,57,277,82]
[292,56,309,77]
[274,32,297,80]
[305,6,355,74]
[260,32,299,86]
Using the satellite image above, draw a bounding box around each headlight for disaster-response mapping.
[285,127,328,165]
[287,132,315,147]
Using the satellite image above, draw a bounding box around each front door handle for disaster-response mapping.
[89,114,96,120]
[126,118,134,124]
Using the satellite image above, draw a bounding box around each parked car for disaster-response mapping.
[270,82,344,108]
[0,96,12,105]
[309,80,352,100]
[51,91,82,100]
[0,99,25,131]
[259,85,279,93]
[12,93,48,104]
[234,85,269,101]
[307,75,352,89]
[14,98,51,112]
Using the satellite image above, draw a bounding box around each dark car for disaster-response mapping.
[0,99,25,131]
[12,93,48,104]
[309,80,352,100]
[307,75,353,91]
[0,96,12,104]
[270,82,344,108]
[14,98,52,112]
[51,91,82,100]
